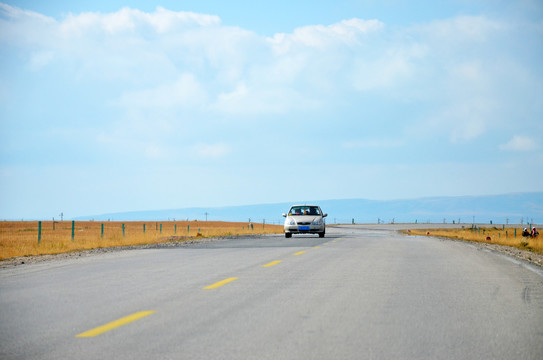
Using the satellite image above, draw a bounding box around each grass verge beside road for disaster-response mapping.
[404,227,543,254]
[0,220,283,260]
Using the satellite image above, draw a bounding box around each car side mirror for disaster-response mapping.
[323,213,328,217]
[282,213,287,217]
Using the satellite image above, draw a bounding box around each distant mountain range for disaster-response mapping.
[75,192,543,225]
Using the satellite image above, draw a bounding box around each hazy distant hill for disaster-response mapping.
[75,192,543,225]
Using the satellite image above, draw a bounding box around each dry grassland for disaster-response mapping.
[405,227,543,254]
[0,220,283,260]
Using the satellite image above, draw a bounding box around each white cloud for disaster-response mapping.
[422,100,492,143]
[59,6,221,36]
[191,143,232,158]
[0,2,54,23]
[212,82,313,115]
[450,62,483,81]
[144,144,169,160]
[342,139,404,149]
[0,3,56,48]
[28,50,55,70]
[268,18,384,54]
[116,73,207,109]
[414,15,507,45]
[500,136,539,152]
[2,3,542,158]
[401,15,541,143]
[352,55,413,91]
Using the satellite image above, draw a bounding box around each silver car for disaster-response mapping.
[282,205,327,238]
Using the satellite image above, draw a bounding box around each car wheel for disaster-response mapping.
[319,232,325,238]
[285,233,292,238]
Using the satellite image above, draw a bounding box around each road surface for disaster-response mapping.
[1,225,542,359]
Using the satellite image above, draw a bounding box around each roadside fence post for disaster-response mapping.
[101,223,104,239]
[160,224,162,234]
[143,223,146,234]
[71,221,75,242]
[175,224,177,234]
[122,223,125,237]
[38,221,42,244]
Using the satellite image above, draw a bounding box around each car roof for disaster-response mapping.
[290,204,320,207]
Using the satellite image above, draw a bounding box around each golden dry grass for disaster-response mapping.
[404,226,543,254]
[0,220,283,260]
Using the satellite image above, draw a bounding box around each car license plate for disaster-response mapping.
[298,226,310,231]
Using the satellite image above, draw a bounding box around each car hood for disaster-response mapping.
[287,215,321,222]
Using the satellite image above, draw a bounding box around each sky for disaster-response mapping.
[1,0,542,220]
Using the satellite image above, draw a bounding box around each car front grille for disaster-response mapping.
[298,222,311,225]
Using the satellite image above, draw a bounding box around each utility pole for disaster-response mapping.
[204,212,209,221]
[60,212,64,221]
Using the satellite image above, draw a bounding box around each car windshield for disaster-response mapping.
[288,206,321,216]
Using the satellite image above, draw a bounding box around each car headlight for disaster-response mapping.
[312,218,322,225]
[286,217,296,225]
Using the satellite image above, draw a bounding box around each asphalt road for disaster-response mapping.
[1,225,543,359]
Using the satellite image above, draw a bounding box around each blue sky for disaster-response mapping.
[1,0,542,219]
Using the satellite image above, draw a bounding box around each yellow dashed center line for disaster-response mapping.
[76,240,341,339]
[261,260,282,267]
[76,311,155,338]
[204,277,239,289]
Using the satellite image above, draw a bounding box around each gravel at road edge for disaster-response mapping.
[0,235,248,269]
[456,239,543,268]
